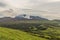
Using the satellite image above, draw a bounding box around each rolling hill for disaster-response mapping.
[0,27,47,40]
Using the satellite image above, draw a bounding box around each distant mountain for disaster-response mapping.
[15,14,48,20]
[0,15,48,22]
[0,17,17,22]
[30,16,48,20]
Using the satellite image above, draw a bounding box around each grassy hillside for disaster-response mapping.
[0,27,47,40]
[0,20,60,40]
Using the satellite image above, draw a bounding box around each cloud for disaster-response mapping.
[0,0,60,9]
[0,2,6,7]
[1,0,60,8]
[48,0,60,2]
[0,0,60,19]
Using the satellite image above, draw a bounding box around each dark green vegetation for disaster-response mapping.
[0,20,60,40]
[0,27,47,40]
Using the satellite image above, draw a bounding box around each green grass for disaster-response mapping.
[41,27,60,39]
[0,27,47,40]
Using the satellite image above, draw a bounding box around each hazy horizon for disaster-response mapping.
[0,0,60,20]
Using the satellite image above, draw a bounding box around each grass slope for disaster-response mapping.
[0,27,47,40]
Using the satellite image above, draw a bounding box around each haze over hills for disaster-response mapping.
[0,0,60,20]
[0,8,60,20]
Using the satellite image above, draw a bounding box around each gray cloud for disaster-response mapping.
[0,2,6,7]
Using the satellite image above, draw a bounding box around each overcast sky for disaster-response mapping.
[0,0,60,19]
[0,0,60,9]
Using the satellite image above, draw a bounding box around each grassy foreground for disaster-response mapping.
[0,27,47,40]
